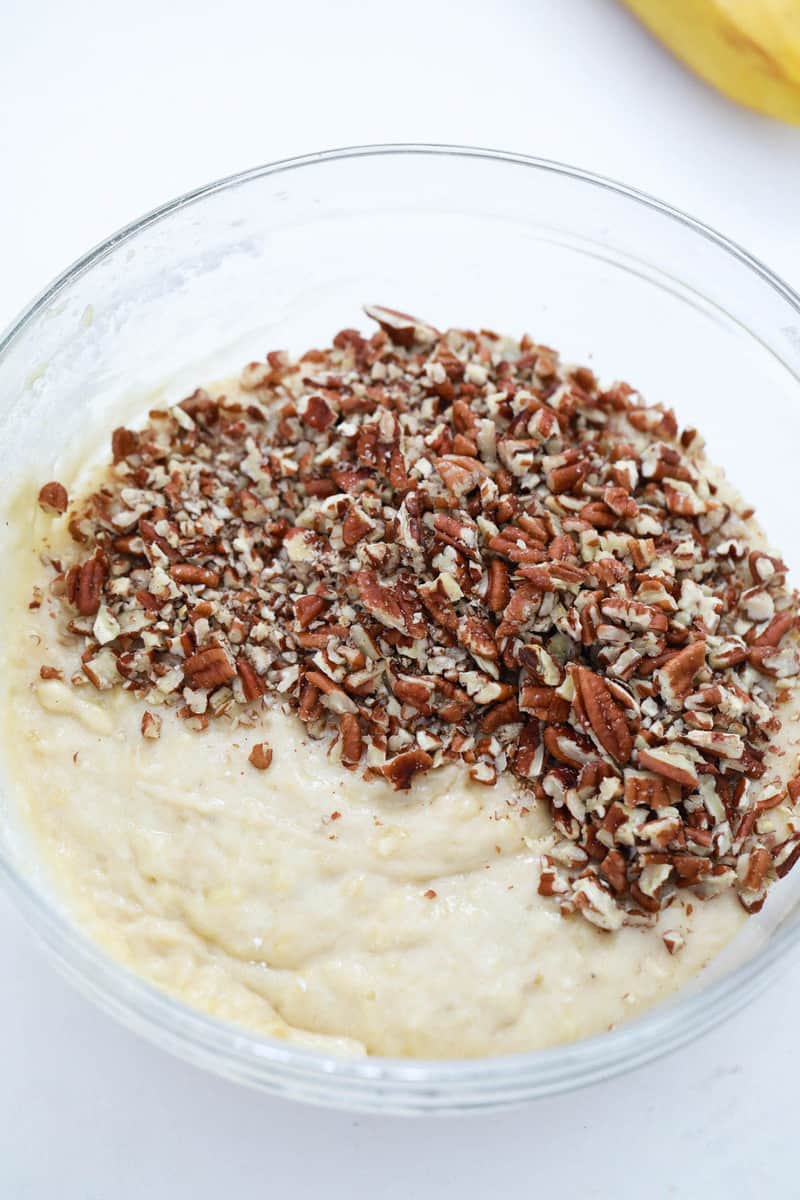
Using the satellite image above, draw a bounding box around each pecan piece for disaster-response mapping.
[392,674,436,714]
[637,745,698,790]
[65,550,107,616]
[742,847,771,892]
[183,647,236,689]
[380,747,434,790]
[774,836,800,879]
[339,712,364,766]
[457,615,498,662]
[38,481,68,515]
[496,582,541,640]
[294,594,329,628]
[656,640,706,707]
[296,624,348,649]
[750,610,796,648]
[302,394,335,430]
[486,558,510,614]
[479,697,521,733]
[298,679,321,722]
[237,658,267,701]
[435,456,484,497]
[574,666,633,764]
[662,930,685,955]
[538,858,568,897]
[342,507,373,547]
[600,849,628,894]
[170,564,221,587]
[671,855,711,885]
[356,569,408,634]
[111,427,139,462]
[417,579,458,632]
[545,455,589,494]
[543,724,597,767]
[433,512,480,558]
[623,770,678,808]
[249,742,273,770]
[141,710,162,740]
[304,669,358,714]
[519,685,570,724]
[748,644,800,678]
[363,304,438,347]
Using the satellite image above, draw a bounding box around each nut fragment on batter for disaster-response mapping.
[37,481,68,515]
[141,710,162,740]
[249,742,273,770]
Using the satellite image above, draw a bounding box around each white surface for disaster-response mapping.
[2,0,800,1194]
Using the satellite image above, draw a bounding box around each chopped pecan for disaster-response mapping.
[342,507,373,547]
[302,394,335,430]
[294,594,329,628]
[750,610,796,648]
[298,679,321,722]
[486,558,510,613]
[543,724,596,767]
[380,747,434,790]
[774,837,800,879]
[479,697,520,733]
[545,454,589,494]
[538,859,567,897]
[65,551,107,616]
[417,579,459,632]
[248,742,273,770]
[656,640,706,706]
[183,647,236,688]
[304,669,358,714]
[170,564,221,587]
[600,849,628,894]
[637,745,698,790]
[671,854,711,884]
[38,481,68,515]
[574,665,634,764]
[623,769,678,809]
[748,644,800,678]
[519,685,570,724]
[362,304,437,347]
[742,846,771,891]
[111,427,139,462]
[457,614,498,661]
[141,710,162,740]
[356,569,423,636]
[237,659,266,701]
[496,582,541,639]
[392,674,436,714]
[662,930,685,955]
[339,712,364,766]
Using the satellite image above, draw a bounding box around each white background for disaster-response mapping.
[2,1,800,1195]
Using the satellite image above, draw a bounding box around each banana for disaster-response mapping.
[622,0,800,124]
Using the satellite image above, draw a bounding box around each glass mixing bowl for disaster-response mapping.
[2,145,800,1115]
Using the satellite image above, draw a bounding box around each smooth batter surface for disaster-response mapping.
[0,498,756,1058]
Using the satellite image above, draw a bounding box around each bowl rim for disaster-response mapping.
[3,142,800,1105]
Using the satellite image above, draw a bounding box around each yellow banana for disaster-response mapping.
[621,0,800,124]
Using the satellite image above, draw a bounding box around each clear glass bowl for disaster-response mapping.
[2,145,800,1115]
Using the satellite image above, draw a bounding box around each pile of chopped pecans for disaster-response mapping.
[39,305,800,930]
